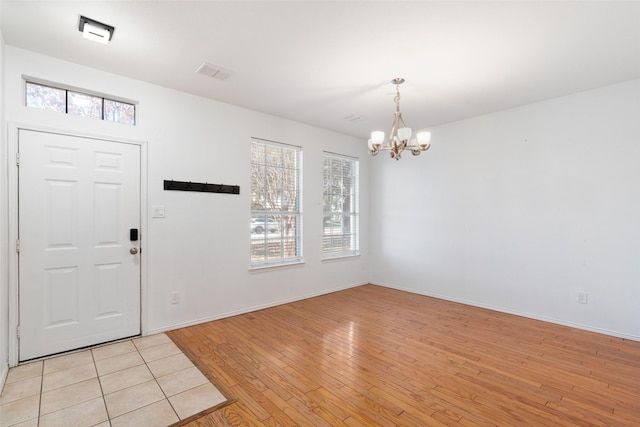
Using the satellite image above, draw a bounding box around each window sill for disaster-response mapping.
[249,260,305,272]
[321,253,360,263]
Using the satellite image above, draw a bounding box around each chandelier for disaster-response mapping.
[367,78,431,160]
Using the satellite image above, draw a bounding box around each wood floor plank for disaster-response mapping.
[170,284,640,426]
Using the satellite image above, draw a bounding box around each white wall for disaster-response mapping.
[0,2,9,383]
[2,47,370,351]
[371,79,640,340]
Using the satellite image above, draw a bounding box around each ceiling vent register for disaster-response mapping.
[196,62,232,80]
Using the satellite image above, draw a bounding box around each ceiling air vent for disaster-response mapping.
[196,62,232,80]
[344,114,366,123]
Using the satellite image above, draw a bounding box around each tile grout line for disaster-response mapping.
[90,344,109,426]
[133,337,181,422]
[134,336,215,422]
[103,336,182,424]
[37,360,44,427]
[142,357,181,422]
[101,338,153,424]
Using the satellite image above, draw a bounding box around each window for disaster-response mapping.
[250,139,303,267]
[323,153,359,258]
[67,91,103,119]
[25,83,66,113]
[25,81,136,125]
[104,99,136,125]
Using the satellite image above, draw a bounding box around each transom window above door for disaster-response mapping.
[25,80,136,126]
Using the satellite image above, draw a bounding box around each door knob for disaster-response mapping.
[130,247,139,255]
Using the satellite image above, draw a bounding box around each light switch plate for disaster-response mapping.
[152,205,165,218]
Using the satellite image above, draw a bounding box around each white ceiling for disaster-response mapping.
[2,1,639,139]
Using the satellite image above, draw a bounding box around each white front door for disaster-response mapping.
[18,130,141,361]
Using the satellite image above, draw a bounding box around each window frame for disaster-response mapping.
[322,152,359,259]
[250,138,303,269]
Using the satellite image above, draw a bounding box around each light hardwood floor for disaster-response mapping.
[167,284,640,426]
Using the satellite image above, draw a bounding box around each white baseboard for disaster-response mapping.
[373,282,640,343]
[146,281,367,336]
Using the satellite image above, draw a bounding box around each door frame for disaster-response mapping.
[7,123,148,367]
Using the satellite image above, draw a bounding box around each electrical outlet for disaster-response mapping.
[577,291,588,304]
[170,291,180,304]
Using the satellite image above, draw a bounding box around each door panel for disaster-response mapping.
[18,130,141,361]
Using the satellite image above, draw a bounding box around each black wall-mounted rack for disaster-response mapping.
[163,180,240,195]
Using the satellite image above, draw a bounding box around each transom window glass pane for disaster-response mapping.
[323,153,359,258]
[68,91,103,119]
[104,99,136,125]
[25,82,66,113]
[250,139,303,267]
[24,81,136,126]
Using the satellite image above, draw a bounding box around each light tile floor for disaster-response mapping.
[0,333,227,427]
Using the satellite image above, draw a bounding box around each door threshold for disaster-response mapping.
[19,334,141,365]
